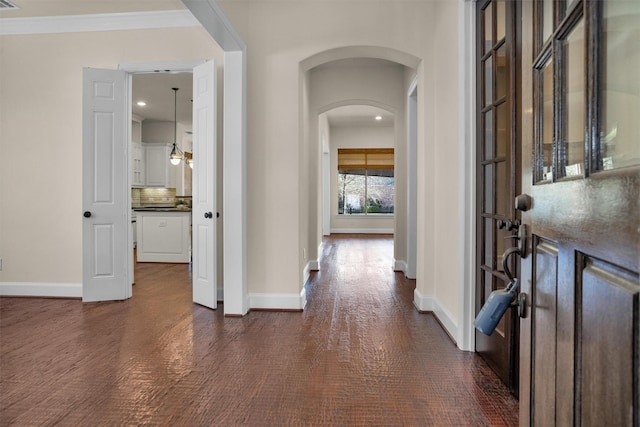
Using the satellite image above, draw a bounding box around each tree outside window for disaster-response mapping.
[337,149,394,215]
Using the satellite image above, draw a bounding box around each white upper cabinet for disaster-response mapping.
[131,141,145,187]
[144,143,174,187]
[131,115,145,187]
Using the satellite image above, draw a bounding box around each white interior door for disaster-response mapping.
[192,60,217,309]
[82,68,131,302]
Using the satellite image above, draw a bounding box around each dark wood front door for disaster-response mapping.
[519,1,639,425]
[475,0,520,394]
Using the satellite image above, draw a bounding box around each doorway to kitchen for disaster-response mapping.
[82,60,218,308]
[122,60,220,310]
[130,71,195,282]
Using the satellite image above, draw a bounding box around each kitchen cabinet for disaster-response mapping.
[131,141,145,187]
[135,210,191,263]
[144,143,175,188]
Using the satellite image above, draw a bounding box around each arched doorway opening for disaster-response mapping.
[299,48,420,302]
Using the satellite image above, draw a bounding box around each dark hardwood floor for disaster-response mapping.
[0,235,518,426]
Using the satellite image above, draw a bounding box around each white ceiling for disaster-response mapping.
[132,72,193,129]
[325,105,393,128]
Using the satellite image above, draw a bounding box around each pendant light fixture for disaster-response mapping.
[169,87,184,165]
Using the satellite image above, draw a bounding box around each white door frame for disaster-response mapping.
[119,55,248,316]
[183,0,248,316]
[456,0,476,351]
[406,79,418,280]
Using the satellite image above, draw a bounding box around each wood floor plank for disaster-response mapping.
[0,235,518,426]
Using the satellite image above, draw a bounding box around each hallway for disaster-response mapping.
[0,235,518,426]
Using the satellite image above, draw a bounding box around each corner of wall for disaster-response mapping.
[413,289,459,348]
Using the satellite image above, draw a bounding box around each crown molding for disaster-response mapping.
[0,10,199,36]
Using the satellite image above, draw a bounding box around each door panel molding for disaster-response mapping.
[576,253,639,427]
[530,236,559,426]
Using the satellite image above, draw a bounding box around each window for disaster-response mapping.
[533,0,639,181]
[337,148,394,215]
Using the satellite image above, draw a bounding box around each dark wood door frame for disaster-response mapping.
[474,0,521,395]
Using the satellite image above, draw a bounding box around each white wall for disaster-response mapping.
[0,27,222,287]
[329,125,395,233]
[430,0,462,333]
[217,0,468,325]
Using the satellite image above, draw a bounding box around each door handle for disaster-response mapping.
[497,218,521,231]
[204,212,213,219]
[515,193,532,211]
[503,224,528,258]
[83,211,92,218]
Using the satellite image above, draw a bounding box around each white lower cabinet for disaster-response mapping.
[136,211,191,263]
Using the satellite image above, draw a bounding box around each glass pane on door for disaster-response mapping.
[496,44,508,101]
[496,161,510,216]
[600,0,640,171]
[484,2,493,54]
[562,19,585,178]
[484,110,494,160]
[484,219,494,269]
[485,56,493,106]
[484,164,494,214]
[496,0,505,41]
[496,101,510,158]
[540,57,554,181]
[542,0,554,43]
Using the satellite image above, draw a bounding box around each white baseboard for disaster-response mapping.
[433,299,458,342]
[330,228,394,234]
[394,259,407,274]
[249,290,306,311]
[413,288,434,311]
[0,282,82,298]
[413,289,458,343]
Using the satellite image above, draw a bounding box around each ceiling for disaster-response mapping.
[325,105,394,128]
[132,72,193,129]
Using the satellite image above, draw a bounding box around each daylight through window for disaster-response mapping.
[337,148,394,215]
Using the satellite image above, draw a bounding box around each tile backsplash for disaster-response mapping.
[131,188,176,207]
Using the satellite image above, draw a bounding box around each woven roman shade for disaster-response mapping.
[337,148,394,170]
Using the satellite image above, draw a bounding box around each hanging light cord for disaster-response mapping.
[170,87,183,164]
[173,87,178,149]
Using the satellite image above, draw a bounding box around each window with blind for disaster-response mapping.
[337,148,394,215]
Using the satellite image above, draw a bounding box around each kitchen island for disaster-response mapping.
[135,208,191,263]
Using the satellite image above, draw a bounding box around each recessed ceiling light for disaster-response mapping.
[137,101,147,107]
[375,115,382,121]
